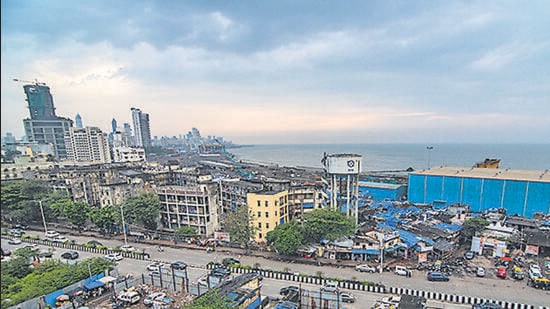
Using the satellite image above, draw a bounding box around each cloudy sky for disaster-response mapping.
[2,1,549,144]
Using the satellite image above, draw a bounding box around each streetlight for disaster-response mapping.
[120,206,128,245]
[33,200,48,234]
[426,146,434,169]
[379,233,384,274]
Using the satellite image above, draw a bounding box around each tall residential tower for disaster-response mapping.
[131,107,151,148]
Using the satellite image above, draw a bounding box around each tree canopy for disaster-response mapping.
[302,209,357,243]
[266,220,305,255]
[461,217,490,240]
[122,193,161,230]
[222,205,257,249]
[184,288,231,309]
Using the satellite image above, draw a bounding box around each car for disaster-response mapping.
[321,281,338,293]
[496,267,507,279]
[39,250,53,258]
[355,264,376,273]
[45,231,60,238]
[86,240,103,248]
[395,265,412,277]
[198,276,209,287]
[472,302,502,309]
[143,292,166,306]
[210,267,231,277]
[146,263,163,272]
[512,266,525,280]
[23,244,40,251]
[9,228,24,236]
[250,271,263,281]
[104,253,123,262]
[427,271,450,281]
[476,267,486,277]
[340,292,356,303]
[381,295,401,305]
[52,236,70,243]
[222,257,240,266]
[464,251,475,260]
[14,224,28,230]
[61,251,79,260]
[170,261,188,270]
[8,238,22,245]
[148,270,161,277]
[119,245,137,252]
[1,248,12,256]
[279,286,300,296]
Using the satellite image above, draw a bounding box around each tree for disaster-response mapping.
[266,221,305,255]
[122,193,161,230]
[461,217,490,241]
[89,205,118,233]
[184,288,231,309]
[302,209,356,243]
[222,205,257,250]
[175,226,197,238]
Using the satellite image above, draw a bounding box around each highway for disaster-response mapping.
[2,231,549,308]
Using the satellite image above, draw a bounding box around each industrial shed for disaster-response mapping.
[408,167,550,218]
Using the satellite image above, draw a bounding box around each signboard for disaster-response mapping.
[214,232,230,243]
[525,245,539,256]
[418,252,428,263]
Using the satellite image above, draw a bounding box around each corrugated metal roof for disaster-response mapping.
[410,166,550,183]
[359,181,403,190]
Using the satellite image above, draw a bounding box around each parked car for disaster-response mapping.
[39,250,53,258]
[222,257,240,266]
[1,248,12,256]
[86,240,103,248]
[143,292,166,306]
[118,291,141,304]
[45,231,60,238]
[279,286,300,296]
[8,238,22,245]
[496,267,507,279]
[427,271,450,281]
[14,224,28,230]
[476,267,486,277]
[23,244,40,251]
[8,228,24,236]
[321,281,338,293]
[381,295,401,305]
[211,267,231,277]
[472,302,502,309]
[171,261,188,270]
[61,251,79,260]
[340,292,356,303]
[395,265,412,277]
[464,251,475,260]
[355,264,376,272]
[146,262,163,272]
[104,253,123,262]
[512,266,524,280]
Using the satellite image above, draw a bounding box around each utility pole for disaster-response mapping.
[426,146,434,169]
[120,206,128,245]
[34,200,48,234]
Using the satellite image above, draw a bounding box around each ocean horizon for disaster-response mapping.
[228,143,550,172]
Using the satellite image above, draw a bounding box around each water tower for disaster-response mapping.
[321,153,362,222]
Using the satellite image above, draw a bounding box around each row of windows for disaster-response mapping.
[257,222,270,229]
[257,211,275,218]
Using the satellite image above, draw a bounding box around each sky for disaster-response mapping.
[1,1,550,145]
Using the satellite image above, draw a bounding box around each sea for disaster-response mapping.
[228,144,550,172]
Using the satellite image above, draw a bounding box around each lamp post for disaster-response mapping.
[426,146,434,169]
[120,206,128,245]
[379,234,384,274]
[34,200,48,234]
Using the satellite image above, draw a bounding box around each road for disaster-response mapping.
[3,231,549,307]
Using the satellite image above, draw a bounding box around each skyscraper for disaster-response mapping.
[21,82,72,159]
[111,118,117,133]
[131,107,152,148]
[75,114,83,128]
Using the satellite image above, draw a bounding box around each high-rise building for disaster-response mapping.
[64,127,112,164]
[131,107,151,148]
[75,114,83,128]
[111,118,117,133]
[21,82,73,159]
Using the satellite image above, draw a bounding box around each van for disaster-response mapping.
[395,266,412,277]
[118,291,141,304]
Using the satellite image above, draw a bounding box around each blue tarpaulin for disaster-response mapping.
[84,280,104,290]
[352,248,380,255]
[433,222,463,233]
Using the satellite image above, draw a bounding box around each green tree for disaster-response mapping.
[122,193,161,230]
[89,205,118,233]
[222,205,257,251]
[302,209,356,243]
[266,221,305,255]
[175,226,197,238]
[184,288,231,309]
[461,217,490,241]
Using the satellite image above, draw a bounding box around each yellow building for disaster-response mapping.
[247,190,289,242]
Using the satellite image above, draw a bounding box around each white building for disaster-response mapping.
[64,127,112,164]
[113,146,146,163]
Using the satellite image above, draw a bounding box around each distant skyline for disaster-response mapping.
[2,1,549,144]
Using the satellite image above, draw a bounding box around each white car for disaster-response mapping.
[143,292,166,305]
[104,253,123,262]
[120,245,137,252]
[321,281,338,293]
[52,236,69,243]
[529,264,542,280]
[355,264,376,272]
[45,231,60,238]
[8,238,22,245]
[146,263,163,272]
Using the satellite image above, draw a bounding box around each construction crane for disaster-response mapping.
[13,78,47,86]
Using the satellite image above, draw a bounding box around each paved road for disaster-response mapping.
[4,231,549,307]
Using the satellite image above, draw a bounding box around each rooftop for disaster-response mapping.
[411,166,550,183]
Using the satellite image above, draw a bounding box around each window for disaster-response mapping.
[266,223,270,229]
[275,211,277,216]
[265,212,269,218]
[275,201,279,206]
[257,201,261,207]
[265,201,269,207]
[258,222,262,228]
[258,233,262,239]
[257,211,261,218]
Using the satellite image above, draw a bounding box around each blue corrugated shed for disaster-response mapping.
[377,222,435,248]
[433,222,463,233]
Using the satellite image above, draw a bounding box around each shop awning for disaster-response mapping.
[98,276,117,284]
[351,249,379,255]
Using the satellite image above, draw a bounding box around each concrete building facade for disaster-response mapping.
[247,190,289,242]
[64,127,112,164]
